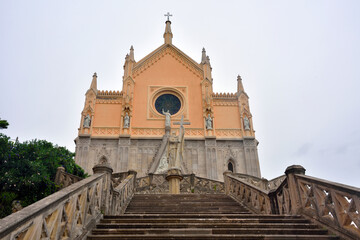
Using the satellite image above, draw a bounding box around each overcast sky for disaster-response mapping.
[1,1,359,187]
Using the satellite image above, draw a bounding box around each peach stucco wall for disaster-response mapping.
[213,105,241,129]
[93,103,121,127]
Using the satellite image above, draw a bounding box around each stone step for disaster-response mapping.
[87,234,339,240]
[104,214,305,219]
[125,211,251,214]
[126,208,247,212]
[101,218,312,224]
[132,194,229,198]
[128,201,242,205]
[95,222,320,229]
[90,228,329,235]
[88,194,338,239]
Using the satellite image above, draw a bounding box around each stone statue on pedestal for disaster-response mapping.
[162,109,171,128]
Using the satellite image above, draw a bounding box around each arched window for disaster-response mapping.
[228,162,234,172]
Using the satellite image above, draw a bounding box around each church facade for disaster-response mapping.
[75,20,261,181]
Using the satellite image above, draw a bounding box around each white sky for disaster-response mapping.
[1,1,359,187]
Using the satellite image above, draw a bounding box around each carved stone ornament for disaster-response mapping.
[224,146,236,161]
[155,153,169,174]
[96,144,111,164]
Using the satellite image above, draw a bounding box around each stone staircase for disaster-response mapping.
[87,194,339,239]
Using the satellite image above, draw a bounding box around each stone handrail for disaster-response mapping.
[230,173,286,191]
[0,173,106,240]
[273,167,360,240]
[111,171,133,188]
[224,172,272,214]
[0,164,137,240]
[54,166,84,189]
[110,171,136,215]
[136,173,224,194]
[224,166,360,239]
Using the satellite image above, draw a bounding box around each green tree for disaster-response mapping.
[0,118,9,129]
[0,133,86,218]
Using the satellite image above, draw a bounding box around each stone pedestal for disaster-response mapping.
[166,168,183,194]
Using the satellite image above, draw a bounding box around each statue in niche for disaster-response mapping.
[244,116,250,130]
[162,109,171,128]
[205,114,213,130]
[83,114,91,128]
[124,112,130,128]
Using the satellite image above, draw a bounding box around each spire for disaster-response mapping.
[206,56,211,66]
[129,45,135,61]
[163,20,173,44]
[237,75,244,93]
[201,48,207,64]
[123,46,136,78]
[201,48,212,81]
[90,72,97,92]
[201,48,211,65]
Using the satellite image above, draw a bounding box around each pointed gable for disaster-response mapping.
[132,44,203,80]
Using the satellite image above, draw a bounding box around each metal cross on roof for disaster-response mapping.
[164,12,173,21]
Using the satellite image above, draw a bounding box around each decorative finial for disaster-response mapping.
[93,72,97,78]
[237,75,242,81]
[164,12,173,21]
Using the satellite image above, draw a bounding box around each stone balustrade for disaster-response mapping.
[136,173,224,194]
[0,164,137,240]
[224,165,360,240]
[229,172,286,191]
[54,166,84,189]
[224,171,272,214]
[109,170,136,215]
[0,173,105,240]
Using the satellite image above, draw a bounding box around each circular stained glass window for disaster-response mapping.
[155,94,181,115]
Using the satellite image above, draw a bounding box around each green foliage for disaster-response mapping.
[0,118,9,129]
[0,133,86,218]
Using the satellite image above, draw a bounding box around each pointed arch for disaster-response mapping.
[227,158,236,173]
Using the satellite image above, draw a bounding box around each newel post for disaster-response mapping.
[285,165,306,214]
[93,163,113,215]
[223,170,232,195]
[128,169,137,188]
[54,166,65,185]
